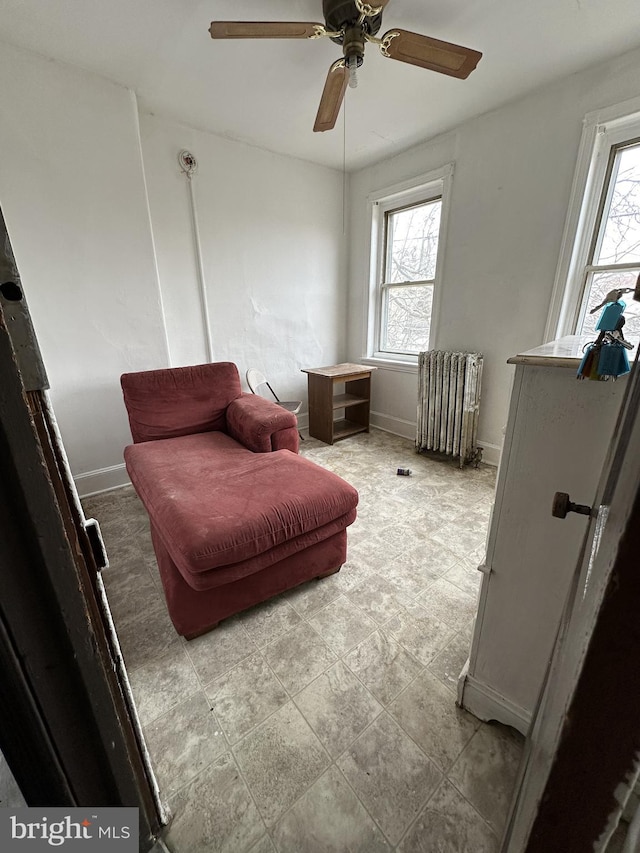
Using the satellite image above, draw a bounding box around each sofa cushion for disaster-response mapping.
[121,362,242,443]
[152,515,354,592]
[124,432,358,574]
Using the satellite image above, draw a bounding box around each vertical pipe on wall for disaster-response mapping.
[179,151,214,363]
[131,92,173,367]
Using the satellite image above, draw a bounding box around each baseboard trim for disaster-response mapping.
[458,673,532,735]
[73,423,498,495]
[476,439,501,467]
[370,411,416,441]
[369,412,502,467]
[74,463,130,498]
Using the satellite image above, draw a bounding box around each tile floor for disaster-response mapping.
[83,429,524,853]
[0,751,26,809]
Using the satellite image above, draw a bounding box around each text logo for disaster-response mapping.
[0,809,138,850]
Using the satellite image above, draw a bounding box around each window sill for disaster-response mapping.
[362,356,418,374]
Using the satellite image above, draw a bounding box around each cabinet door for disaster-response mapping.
[462,364,627,731]
[503,352,640,852]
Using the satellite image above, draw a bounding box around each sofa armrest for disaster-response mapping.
[227,394,299,453]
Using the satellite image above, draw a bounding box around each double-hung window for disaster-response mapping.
[380,196,442,354]
[548,103,640,340]
[579,139,640,337]
[367,166,452,363]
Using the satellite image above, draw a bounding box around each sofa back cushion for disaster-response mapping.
[121,362,242,443]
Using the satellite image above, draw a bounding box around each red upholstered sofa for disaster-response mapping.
[120,362,358,639]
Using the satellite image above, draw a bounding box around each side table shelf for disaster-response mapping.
[302,363,376,445]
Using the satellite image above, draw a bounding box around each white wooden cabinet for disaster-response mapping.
[458,336,629,734]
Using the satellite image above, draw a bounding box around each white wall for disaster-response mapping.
[139,114,348,407]
[0,40,347,494]
[4,35,639,491]
[0,41,169,494]
[348,45,640,462]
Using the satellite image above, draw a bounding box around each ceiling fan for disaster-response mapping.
[209,0,482,133]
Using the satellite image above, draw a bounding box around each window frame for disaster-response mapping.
[546,97,640,340]
[363,164,454,368]
[576,137,640,334]
[379,196,442,356]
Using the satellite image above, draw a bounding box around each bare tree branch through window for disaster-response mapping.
[580,141,640,337]
[382,198,442,353]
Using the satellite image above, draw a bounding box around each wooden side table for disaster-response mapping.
[301,363,376,444]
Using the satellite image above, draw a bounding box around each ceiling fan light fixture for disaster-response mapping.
[342,23,365,89]
[347,55,359,87]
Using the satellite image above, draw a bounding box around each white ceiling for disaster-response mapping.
[2,0,640,171]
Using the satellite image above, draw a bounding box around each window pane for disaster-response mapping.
[386,199,442,283]
[382,285,433,353]
[596,143,640,265]
[579,269,640,338]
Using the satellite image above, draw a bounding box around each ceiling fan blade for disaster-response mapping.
[381,28,482,79]
[314,61,349,133]
[209,21,323,39]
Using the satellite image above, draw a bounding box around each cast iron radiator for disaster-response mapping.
[416,351,483,467]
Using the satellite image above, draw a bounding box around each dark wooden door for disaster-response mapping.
[0,206,162,849]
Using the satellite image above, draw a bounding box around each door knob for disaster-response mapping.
[552,491,592,519]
